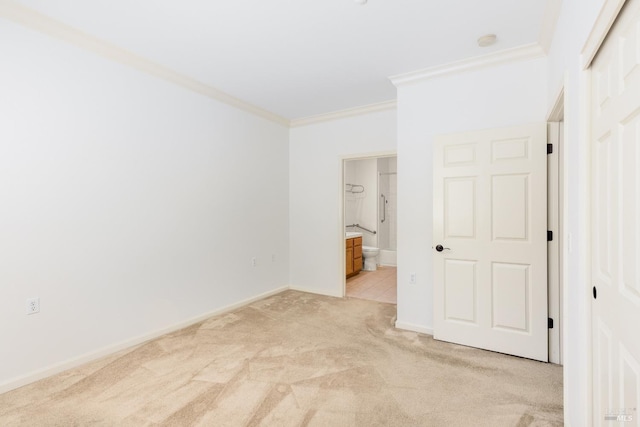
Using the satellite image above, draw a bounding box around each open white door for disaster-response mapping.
[590,0,640,422]
[433,123,548,362]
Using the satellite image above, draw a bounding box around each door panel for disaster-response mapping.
[491,262,530,332]
[444,178,477,238]
[591,0,640,423]
[492,174,529,240]
[433,123,547,361]
[444,259,477,324]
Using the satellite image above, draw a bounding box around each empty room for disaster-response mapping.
[1,0,639,425]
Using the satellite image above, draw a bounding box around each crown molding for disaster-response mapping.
[581,0,626,69]
[389,43,546,87]
[290,100,397,128]
[0,0,290,127]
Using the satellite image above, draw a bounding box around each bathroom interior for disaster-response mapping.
[344,156,397,304]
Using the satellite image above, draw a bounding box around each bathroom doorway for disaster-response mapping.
[343,154,397,304]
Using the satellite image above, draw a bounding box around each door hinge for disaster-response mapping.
[548,318,554,329]
[547,143,553,154]
[547,230,553,241]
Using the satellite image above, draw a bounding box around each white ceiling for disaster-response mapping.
[11,0,552,120]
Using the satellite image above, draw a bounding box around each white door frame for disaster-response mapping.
[547,87,565,366]
[547,81,572,423]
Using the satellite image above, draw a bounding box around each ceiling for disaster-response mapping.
[10,0,553,120]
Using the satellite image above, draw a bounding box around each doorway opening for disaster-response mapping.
[343,154,397,304]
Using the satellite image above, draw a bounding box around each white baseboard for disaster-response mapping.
[395,320,434,336]
[288,285,343,298]
[0,286,289,395]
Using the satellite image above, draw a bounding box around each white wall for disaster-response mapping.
[395,0,610,418]
[0,21,289,390]
[345,158,378,247]
[1,3,611,423]
[394,57,548,331]
[546,0,606,425]
[289,111,397,296]
[344,161,357,227]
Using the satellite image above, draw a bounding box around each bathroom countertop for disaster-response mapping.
[345,232,363,239]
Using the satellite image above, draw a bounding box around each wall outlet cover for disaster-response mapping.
[26,297,40,315]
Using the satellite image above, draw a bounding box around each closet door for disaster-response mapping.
[590,0,640,421]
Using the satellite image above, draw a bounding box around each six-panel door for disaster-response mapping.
[591,0,640,422]
[433,123,548,362]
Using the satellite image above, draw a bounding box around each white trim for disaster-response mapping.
[547,85,566,358]
[547,85,565,122]
[341,158,348,296]
[538,0,563,53]
[0,285,289,394]
[389,43,546,86]
[0,0,290,127]
[582,62,595,427]
[546,83,566,362]
[547,121,562,365]
[340,150,398,162]
[290,100,397,128]
[288,286,343,298]
[395,320,434,336]
[560,74,571,424]
[581,0,627,69]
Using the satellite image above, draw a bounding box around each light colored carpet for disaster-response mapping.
[0,290,563,426]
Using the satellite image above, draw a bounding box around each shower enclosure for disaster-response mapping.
[344,156,397,266]
[377,157,397,266]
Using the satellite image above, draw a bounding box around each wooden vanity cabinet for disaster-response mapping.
[346,245,353,276]
[346,236,363,278]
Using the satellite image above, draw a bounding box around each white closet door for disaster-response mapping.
[590,0,640,423]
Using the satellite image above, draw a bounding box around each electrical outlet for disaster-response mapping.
[251,257,257,267]
[409,273,416,284]
[26,297,40,315]
[272,254,276,263]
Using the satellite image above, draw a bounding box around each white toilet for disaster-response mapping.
[362,246,379,271]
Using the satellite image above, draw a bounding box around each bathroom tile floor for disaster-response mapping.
[346,266,397,304]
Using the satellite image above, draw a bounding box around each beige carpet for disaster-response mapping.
[0,290,563,426]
